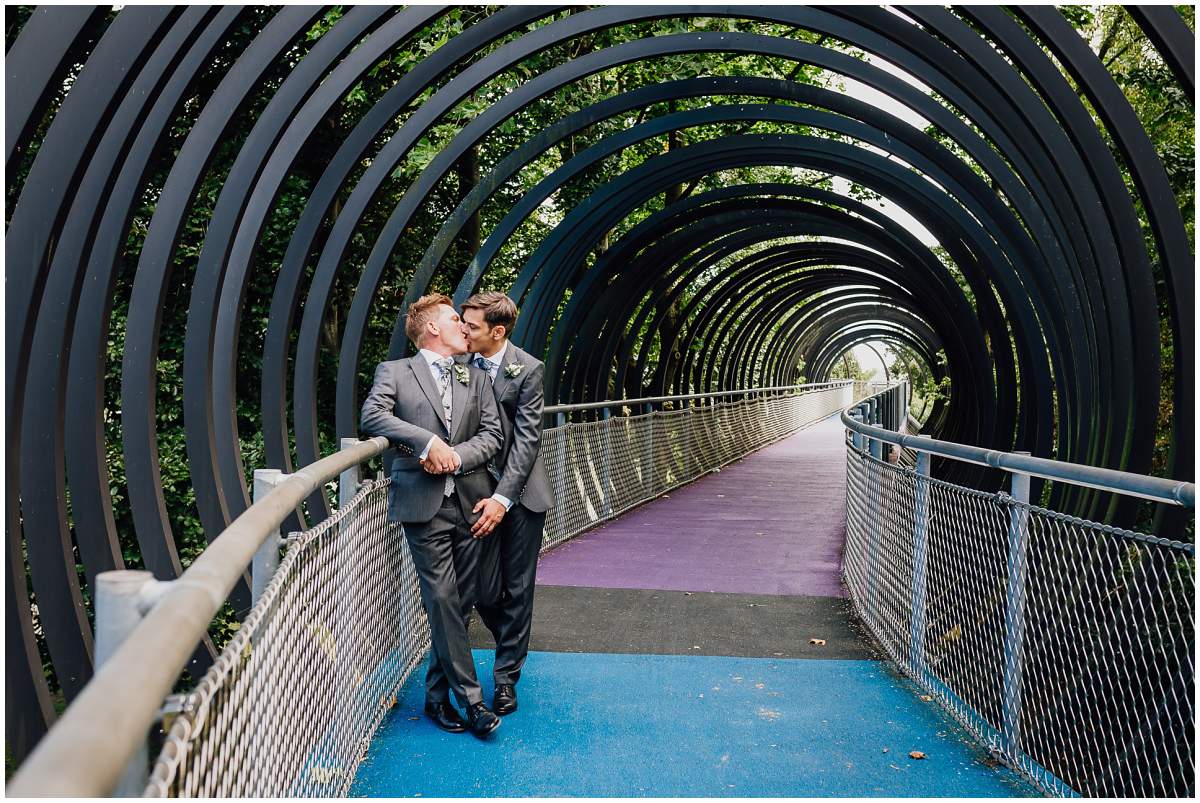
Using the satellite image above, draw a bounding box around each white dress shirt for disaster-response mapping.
[473,341,507,380]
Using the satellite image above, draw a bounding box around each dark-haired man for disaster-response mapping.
[360,293,504,738]
[461,291,554,716]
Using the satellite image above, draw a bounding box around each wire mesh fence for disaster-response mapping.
[145,478,427,797]
[143,383,857,796]
[541,384,859,551]
[843,443,1196,797]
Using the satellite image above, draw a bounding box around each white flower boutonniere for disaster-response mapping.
[504,363,524,378]
[453,364,470,385]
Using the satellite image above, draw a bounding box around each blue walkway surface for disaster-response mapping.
[352,423,1036,797]
[351,650,1033,797]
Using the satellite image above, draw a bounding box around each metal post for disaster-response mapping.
[1002,454,1031,761]
[600,407,613,517]
[94,570,159,796]
[645,403,656,494]
[866,435,884,619]
[339,437,361,511]
[849,409,864,451]
[553,411,569,508]
[252,468,286,608]
[336,439,360,761]
[909,436,932,678]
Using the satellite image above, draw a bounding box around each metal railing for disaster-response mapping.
[540,382,862,551]
[842,384,1196,798]
[10,381,860,797]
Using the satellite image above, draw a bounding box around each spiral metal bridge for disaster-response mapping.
[5,5,1195,797]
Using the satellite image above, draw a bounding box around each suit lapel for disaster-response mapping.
[408,357,448,434]
[491,364,511,398]
[490,343,520,398]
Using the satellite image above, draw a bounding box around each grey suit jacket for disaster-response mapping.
[360,356,503,524]
[487,343,554,513]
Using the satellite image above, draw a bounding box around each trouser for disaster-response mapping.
[476,503,547,686]
[404,494,483,708]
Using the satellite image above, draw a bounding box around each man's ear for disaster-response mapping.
[493,324,507,341]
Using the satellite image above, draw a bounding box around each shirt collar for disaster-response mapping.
[476,341,508,368]
[419,348,451,368]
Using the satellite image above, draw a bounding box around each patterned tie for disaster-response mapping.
[473,355,494,378]
[434,357,454,428]
[433,357,454,496]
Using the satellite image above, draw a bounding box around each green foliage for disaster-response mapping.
[828,351,870,382]
[10,6,1190,700]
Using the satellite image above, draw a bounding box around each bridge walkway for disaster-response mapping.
[351,416,1036,797]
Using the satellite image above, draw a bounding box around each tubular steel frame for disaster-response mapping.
[6,5,1193,763]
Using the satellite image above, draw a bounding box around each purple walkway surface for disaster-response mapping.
[537,416,848,597]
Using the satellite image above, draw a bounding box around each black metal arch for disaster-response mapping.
[6,5,1192,762]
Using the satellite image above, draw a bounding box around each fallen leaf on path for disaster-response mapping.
[919,694,932,702]
[809,638,827,646]
[909,751,926,760]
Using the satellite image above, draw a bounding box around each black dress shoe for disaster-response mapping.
[493,683,517,715]
[424,701,467,733]
[466,702,501,738]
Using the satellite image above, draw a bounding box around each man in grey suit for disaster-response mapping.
[461,291,555,717]
[360,293,504,738]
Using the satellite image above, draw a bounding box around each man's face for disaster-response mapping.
[462,307,503,354]
[433,304,469,353]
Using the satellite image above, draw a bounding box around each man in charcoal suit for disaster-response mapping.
[461,291,555,716]
[360,293,504,738]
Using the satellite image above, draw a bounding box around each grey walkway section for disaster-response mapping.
[470,585,875,660]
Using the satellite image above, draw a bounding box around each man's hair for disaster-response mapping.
[405,293,454,346]
[461,290,518,334]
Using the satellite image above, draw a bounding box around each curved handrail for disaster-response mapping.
[843,390,1195,508]
[8,437,390,797]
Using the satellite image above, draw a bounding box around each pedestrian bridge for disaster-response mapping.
[12,382,1194,798]
[6,6,1196,799]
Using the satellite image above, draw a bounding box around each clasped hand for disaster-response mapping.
[420,437,461,474]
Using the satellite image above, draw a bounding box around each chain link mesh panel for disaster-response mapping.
[145,478,427,797]
[844,444,1196,797]
[541,385,859,551]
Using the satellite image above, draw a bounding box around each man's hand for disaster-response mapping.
[421,437,458,474]
[471,497,506,538]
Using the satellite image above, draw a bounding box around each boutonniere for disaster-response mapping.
[453,364,470,385]
[504,363,524,378]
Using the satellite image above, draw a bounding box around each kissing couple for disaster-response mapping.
[360,291,553,738]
